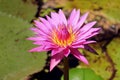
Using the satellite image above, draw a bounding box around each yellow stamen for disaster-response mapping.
[52,26,75,47]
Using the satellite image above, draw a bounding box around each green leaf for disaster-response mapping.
[107,38,120,80]
[0,0,36,21]
[61,68,103,80]
[63,0,120,22]
[0,12,46,80]
[80,38,120,80]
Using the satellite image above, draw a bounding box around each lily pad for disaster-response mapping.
[80,38,120,80]
[53,0,120,22]
[0,0,37,21]
[61,68,103,80]
[0,12,46,80]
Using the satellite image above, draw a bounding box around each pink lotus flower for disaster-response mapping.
[28,9,100,71]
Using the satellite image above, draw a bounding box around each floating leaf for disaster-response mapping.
[80,38,120,80]
[0,0,36,21]
[60,0,120,22]
[61,68,103,80]
[0,12,46,80]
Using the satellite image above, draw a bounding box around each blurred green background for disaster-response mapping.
[0,0,120,80]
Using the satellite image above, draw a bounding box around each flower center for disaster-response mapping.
[52,25,75,47]
[57,26,70,40]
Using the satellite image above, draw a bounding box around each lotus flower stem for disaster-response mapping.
[64,57,69,80]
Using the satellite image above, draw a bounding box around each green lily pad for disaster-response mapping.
[80,38,120,80]
[0,0,37,21]
[107,38,120,80]
[59,0,120,22]
[61,68,103,80]
[0,12,46,80]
